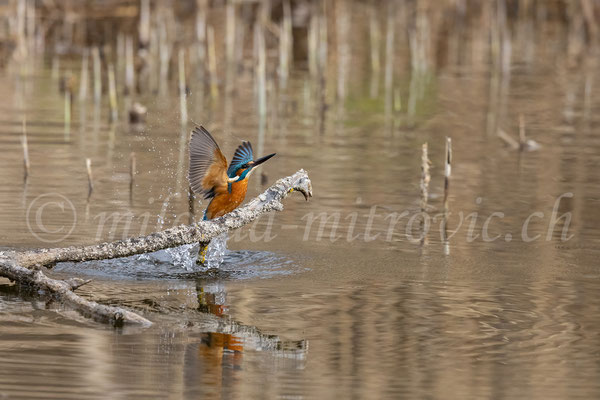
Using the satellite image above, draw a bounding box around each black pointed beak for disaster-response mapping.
[251,153,276,167]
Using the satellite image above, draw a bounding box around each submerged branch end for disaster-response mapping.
[0,254,151,326]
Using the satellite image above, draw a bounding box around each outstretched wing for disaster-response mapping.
[227,141,254,177]
[188,126,228,199]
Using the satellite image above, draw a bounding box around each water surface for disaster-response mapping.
[2,4,600,399]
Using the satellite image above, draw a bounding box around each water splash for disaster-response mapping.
[204,233,229,269]
[165,244,198,272]
[160,232,229,272]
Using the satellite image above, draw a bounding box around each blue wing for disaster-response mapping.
[227,141,253,177]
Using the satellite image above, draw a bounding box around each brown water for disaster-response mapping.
[2,7,600,400]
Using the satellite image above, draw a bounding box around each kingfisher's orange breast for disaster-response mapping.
[205,178,248,219]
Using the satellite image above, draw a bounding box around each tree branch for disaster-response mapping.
[0,254,152,326]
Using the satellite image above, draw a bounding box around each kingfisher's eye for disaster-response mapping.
[241,163,249,169]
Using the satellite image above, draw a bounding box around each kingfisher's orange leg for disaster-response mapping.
[197,242,209,265]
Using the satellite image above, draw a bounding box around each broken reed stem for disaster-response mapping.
[195,0,207,84]
[256,23,267,118]
[279,0,292,88]
[207,26,218,100]
[233,10,244,69]
[369,6,381,75]
[79,48,89,101]
[15,0,25,59]
[129,151,136,189]
[307,12,318,78]
[25,0,35,56]
[519,114,526,146]
[86,158,93,196]
[443,137,452,215]
[158,20,170,94]
[92,47,101,103]
[64,90,71,137]
[318,9,328,76]
[582,0,599,46]
[108,63,118,122]
[178,48,187,125]
[129,151,136,200]
[196,0,207,46]
[394,87,402,112]
[335,0,349,102]
[420,142,430,214]
[21,118,30,180]
[116,33,125,75]
[369,5,381,97]
[125,36,135,95]
[225,1,235,63]
[497,128,519,150]
[285,0,293,66]
[278,22,288,88]
[384,1,396,118]
[420,143,431,244]
[148,28,159,93]
[139,0,151,47]
[315,6,328,135]
[441,137,452,247]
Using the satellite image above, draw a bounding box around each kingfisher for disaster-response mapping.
[188,125,276,264]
